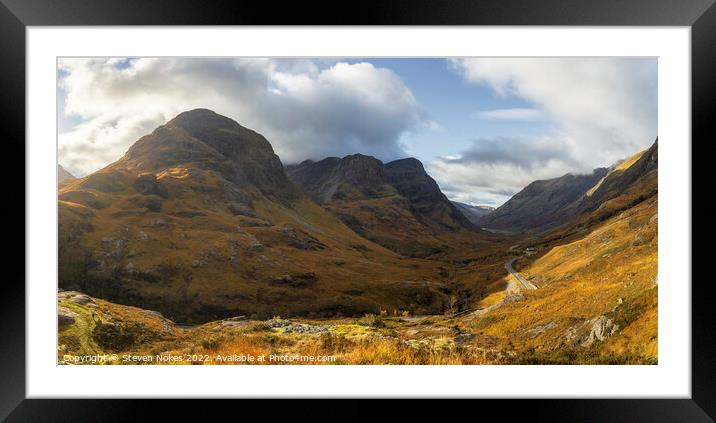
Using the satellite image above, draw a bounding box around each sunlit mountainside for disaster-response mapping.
[58,110,657,365]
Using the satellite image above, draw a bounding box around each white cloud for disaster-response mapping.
[58,58,426,176]
[436,58,657,207]
[430,141,580,207]
[472,108,546,121]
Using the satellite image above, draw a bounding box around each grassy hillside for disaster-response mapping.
[57,110,658,364]
[58,110,502,322]
[459,195,657,364]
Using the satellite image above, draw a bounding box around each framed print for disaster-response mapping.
[2,0,715,420]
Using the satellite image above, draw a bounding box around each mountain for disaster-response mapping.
[575,139,657,225]
[287,155,479,257]
[58,109,461,322]
[123,108,301,204]
[479,169,608,232]
[479,138,658,233]
[452,202,494,225]
[285,154,397,204]
[58,164,75,183]
[384,158,475,231]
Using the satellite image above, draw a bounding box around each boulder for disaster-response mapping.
[270,272,318,288]
[68,294,93,305]
[227,202,256,217]
[581,316,618,347]
[58,306,78,327]
[280,226,326,250]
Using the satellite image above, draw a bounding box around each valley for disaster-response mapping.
[57,109,658,365]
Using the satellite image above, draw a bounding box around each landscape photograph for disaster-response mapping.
[56,57,658,365]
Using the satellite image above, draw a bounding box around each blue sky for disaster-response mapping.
[57,57,657,206]
[358,58,554,162]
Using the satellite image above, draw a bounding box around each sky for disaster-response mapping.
[57,57,657,207]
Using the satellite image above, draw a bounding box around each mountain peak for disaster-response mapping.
[385,157,424,171]
[384,157,474,231]
[116,109,299,202]
[168,108,237,131]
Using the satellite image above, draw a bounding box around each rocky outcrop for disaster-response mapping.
[58,306,78,327]
[385,158,475,231]
[270,272,318,288]
[564,315,619,347]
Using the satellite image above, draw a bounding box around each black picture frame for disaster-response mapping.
[2,0,714,420]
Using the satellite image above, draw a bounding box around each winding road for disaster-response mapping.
[505,258,538,290]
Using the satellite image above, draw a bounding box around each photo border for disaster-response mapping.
[3,0,715,419]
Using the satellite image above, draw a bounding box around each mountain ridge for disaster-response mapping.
[57,109,475,321]
[479,138,657,233]
[286,153,480,257]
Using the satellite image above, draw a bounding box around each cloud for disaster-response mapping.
[436,58,657,206]
[58,58,426,176]
[472,108,546,121]
[430,137,582,207]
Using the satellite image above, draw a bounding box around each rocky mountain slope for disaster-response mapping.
[452,140,658,363]
[479,168,608,233]
[480,139,657,233]
[287,155,480,257]
[58,109,466,322]
[57,110,658,364]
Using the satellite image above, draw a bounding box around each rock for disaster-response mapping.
[455,333,476,343]
[57,290,76,301]
[140,310,165,319]
[267,319,291,328]
[133,173,169,198]
[568,315,619,347]
[227,202,256,217]
[221,320,249,328]
[247,242,264,253]
[502,293,524,304]
[58,306,78,327]
[143,218,172,229]
[172,210,207,218]
[101,237,126,260]
[59,291,93,305]
[191,259,206,268]
[524,321,557,338]
[280,226,326,250]
[238,219,273,228]
[270,272,318,288]
[68,294,93,305]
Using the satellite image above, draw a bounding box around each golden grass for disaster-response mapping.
[459,195,657,363]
